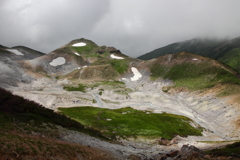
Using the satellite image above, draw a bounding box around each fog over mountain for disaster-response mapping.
[1,0,240,57]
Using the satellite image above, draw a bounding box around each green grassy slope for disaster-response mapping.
[92,58,129,74]
[70,38,130,73]
[55,39,131,81]
[138,37,240,72]
[59,107,202,140]
[205,141,240,157]
[138,38,228,60]
[219,48,240,73]
[149,52,240,92]
[50,38,98,59]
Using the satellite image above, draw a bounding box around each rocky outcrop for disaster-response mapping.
[176,145,204,159]
[97,46,122,54]
[156,137,179,146]
[156,137,170,146]
[150,145,204,160]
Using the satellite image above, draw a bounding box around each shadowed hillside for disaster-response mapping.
[0,87,116,159]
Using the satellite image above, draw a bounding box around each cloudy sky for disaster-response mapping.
[1,0,240,57]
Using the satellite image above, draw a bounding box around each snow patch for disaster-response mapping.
[122,78,127,81]
[72,42,86,47]
[131,67,142,81]
[192,58,198,60]
[77,66,87,69]
[50,57,66,66]
[110,54,124,59]
[6,49,24,56]
[74,52,80,56]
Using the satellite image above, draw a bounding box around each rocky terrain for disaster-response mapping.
[0,38,240,159]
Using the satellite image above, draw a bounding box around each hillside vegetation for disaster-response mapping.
[149,52,240,94]
[59,106,202,141]
[206,141,240,157]
[138,37,240,72]
[49,38,130,81]
[219,48,240,73]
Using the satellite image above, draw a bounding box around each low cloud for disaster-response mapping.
[0,62,14,74]
[1,0,240,57]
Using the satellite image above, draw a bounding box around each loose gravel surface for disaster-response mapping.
[5,74,240,158]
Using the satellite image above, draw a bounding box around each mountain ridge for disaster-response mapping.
[138,37,240,73]
[0,38,240,159]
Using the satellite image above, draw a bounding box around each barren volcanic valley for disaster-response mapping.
[0,38,240,159]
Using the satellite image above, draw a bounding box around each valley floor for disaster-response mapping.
[7,75,240,158]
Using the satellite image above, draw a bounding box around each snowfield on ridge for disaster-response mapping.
[72,42,86,47]
[110,54,124,59]
[6,49,24,56]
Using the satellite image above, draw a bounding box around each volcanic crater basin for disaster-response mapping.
[12,73,240,142]
[7,73,240,158]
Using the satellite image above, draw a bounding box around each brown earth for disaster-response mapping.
[0,129,117,160]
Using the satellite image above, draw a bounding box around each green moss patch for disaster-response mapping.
[63,83,87,92]
[150,62,240,90]
[90,81,132,95]
[79,65,119,80]
[92,57,129,74]
[101,99,120,104]
[97,80,125,86]
[58,107,202,140]
[205,141,240,157]
[110,59,128,74]
[71,44,98,57]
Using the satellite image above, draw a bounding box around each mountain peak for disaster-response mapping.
[67,38,97,47]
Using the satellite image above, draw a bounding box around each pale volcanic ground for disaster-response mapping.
[3,43,239,155]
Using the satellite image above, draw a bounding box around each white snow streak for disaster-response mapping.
[192,58,198,60]
[6,49,24,56]
[74,52,80,56]
[72,42,86,47]
[131,67,142,81]
[110,54,124,59]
